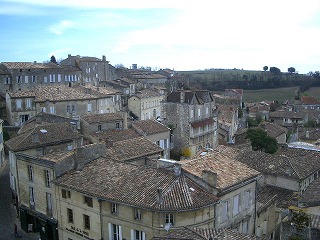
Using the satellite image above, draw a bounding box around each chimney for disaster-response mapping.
[122,112,128,129]
[157,188,163,203]
[102,55,106,62]
[74,143,106,170]
[68,54,71,58]
[157,159,181,176]
[202,170,217,188]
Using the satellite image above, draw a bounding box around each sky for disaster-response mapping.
[1,0,320,73]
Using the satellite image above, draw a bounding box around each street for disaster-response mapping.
[0,158,40,240]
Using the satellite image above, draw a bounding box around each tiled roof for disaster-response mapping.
[5,122,82,151]
[310,214,320,230]
[257,185,294,212]
[8,85,113,101]
[133,89,162,99]
[1,62,59,69]
[301,96,320,105]
[193,227,266,240]
[54,158,220,211]
[237,148,320,181]
[153,227,266,240]
[166,91,193,104]
[81,113,124,124]
[90,129,140,142]
[269,110,304,119]
[132,120,170,135]
[19,112,77,134]
[74,84,120,96]
[299,177,320,206]
[298,127,320,141]
[105,137,163,161]
[258,122,288,138]
[180,145,260,191]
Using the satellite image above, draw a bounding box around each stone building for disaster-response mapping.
[80,112,128,135]
[128,89,164,121]
[60,54,117,85]
[163,90,218,157]
[0,62,82,91]
[132,119,171,159]
[5,85,121,126]
[53,157,220,240]
[180,145,260,235]
[4,122,84,240]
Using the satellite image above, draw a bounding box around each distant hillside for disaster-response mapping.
[175,69,320,92]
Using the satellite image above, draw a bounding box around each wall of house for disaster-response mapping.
[144,131,171,159]
[17,158,57,219]
[256,202,277,239]
[264,175,300,192]
[128,95,163,120]
[276,133,287,144]
[215,181,257,235]
[81,119,125,135]
[6,95,36,126]
[55,186,216,240]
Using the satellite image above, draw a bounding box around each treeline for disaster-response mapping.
[176,70,320,92]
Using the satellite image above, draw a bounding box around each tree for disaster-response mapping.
[50,55,57,64]
[288,67,296,74]
[269,66,281,75]
[263,66,268,71]
[246,128,278,154]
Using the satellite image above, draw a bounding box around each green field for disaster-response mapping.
[243,87,299,103]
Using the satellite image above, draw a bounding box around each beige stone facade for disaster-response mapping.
[128,89,164,120]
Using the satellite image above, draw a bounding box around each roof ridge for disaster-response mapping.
[286,156,302,179]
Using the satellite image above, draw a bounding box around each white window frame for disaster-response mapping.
[131,229,146,240]
[165,213,174,225]
[109,223,122,240]
[233,194,240,216]
[49,106,55,114]
[87,103,92,112]
[134,208,142,220]
[111,202,118,215]
[26,98,32,109]
[16,99,22,109]
[24,76,29,83]
[221,200,229,221]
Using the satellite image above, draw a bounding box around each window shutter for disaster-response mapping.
[131,229,134,240]
[119,225,122,240]
[108,223,112,240]
[142,232,146,240]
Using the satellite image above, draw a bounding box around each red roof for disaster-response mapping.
[191,118,214,128]
[301,96,320,105]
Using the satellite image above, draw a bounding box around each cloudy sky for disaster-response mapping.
[1,0,320,73]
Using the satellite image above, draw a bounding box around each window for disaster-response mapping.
[24,76,29,83]
[164,139,168,148]
[244,190,250,209]
[165,213,174,226]
[134,208,142,220]
[45,170,50,187]
[46,192,52,216]
[190,109,194,119]
[98,125,102,131]
[16,99,22,109]
[87,103,92,112]
[67,208,74,223]
[16,76,22,84]
[242,219,249,234]
[198,108,201,117]
[111,203,118,214]
[29,187,35,207]
[116,122,120,129]
[67,105,70,113]
[131,230,146,240]
[83,214,90,230]
[5,77,11,84]
[233,194,240,216]
[28,165,33,181]
[109,223,122,240]
[26,98,32,109]
[49,106,55,114]
[84,196,93,207]
[57,74,61,82]
[62,189,71,199]
[32,76,37,83]
[221,200,228,221]
[71,105,75,113]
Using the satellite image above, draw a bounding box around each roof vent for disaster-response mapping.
[40,129,47,133]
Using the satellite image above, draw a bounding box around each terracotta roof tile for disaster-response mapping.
[132,120,170,135]
[81,113,124,124]
[54,159,220,211]
[90,129,140,142]
[105,137,163,161]
[181,145,260,190]
[301,96,320,105]
[258,122,288,138]
[5,122,82,151]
